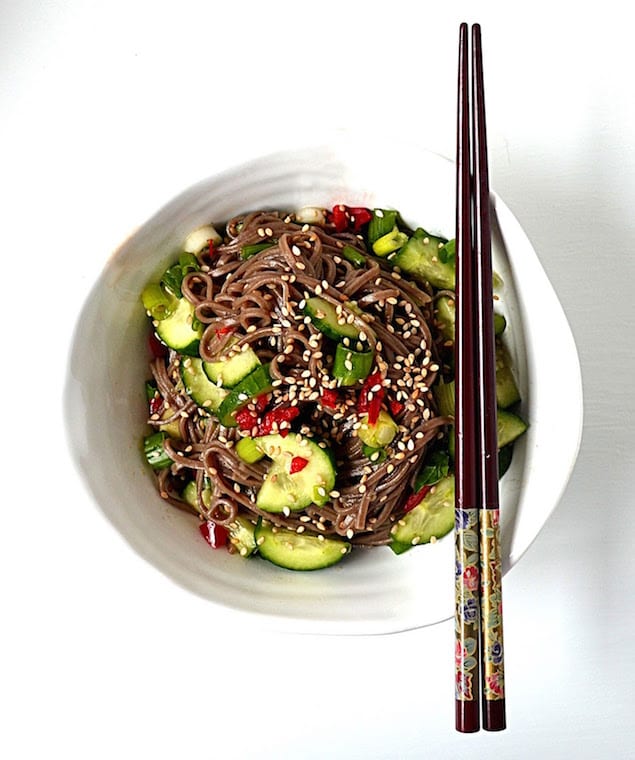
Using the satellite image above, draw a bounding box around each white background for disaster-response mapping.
[2,1,634,758]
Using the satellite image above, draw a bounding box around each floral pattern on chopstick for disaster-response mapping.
[480,508,505,701]
[455,507,480,702]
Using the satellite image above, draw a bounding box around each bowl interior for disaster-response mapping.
[64,138,582,634]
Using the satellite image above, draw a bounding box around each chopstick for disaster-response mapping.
[454,22,507,733]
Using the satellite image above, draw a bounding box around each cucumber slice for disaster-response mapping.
[155,297,202,356]
[182,480,212,513]
[435,295,506,343]
[435,295,456,341]
[180,357,228,412]
[392,228,455,291]
[303,297,359,341]
[203,345,261,388]
[255,519,350,571]
[143,432,172,470]
[333,343,374,386]
[495,340,521,408]
[254,434,336,513]
[497,409,528,449]
[216,365,273,427]
[227,516,257,557]
[235,436,265,464]
[390,475,455,553]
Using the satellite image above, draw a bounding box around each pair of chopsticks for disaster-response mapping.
[454,23,506,733]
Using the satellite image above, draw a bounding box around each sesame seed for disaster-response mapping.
[346,529,354,539]
[283,506,291,517]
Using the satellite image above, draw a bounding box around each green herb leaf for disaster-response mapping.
[414,450,450,490]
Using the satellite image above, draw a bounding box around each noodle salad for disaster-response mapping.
[141,205,527,570]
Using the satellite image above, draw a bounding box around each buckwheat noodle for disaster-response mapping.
[147,210,450,548]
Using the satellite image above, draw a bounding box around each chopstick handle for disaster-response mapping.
[455,506,481,733]
[480,509,506,730]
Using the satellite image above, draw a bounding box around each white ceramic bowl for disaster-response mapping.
[64,136,583,634]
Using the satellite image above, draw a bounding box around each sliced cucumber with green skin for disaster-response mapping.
[435,295,456,341]
[436,295,506,343]
[433,380,527,451]
[203,345,261,388]
[303,297,359,341]
[333,343,374,386]
[182,480,212,513]
[254,434,336,513]
[235,436,266,464]
[497,409,528,448]
[155,297,202,356]
[392,228,455,291]
[495,340,521,408]
[143,431,172,470]
[255,519,350,571]
[180,357,228,412]
[227,516,257,557]
[216,364,273,427]
[390,475,455,554]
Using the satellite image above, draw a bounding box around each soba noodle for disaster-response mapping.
[145,209,452,550]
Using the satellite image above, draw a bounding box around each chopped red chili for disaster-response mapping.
[330,204,349,233]
[257,406,300,436]
[403,485,431,513]
[289,456,309,474]
[348,206,373,232]
[389,399,405,417]
[149,394,163,416]
[254,394,269,414]
[321,388,339,409]
[235,408,258,431]
[357,372,384,425]
[148,331,168,359]
[199,520,229,548]
[214,325,235,337]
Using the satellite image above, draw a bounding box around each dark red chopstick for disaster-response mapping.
[454,22,506,733]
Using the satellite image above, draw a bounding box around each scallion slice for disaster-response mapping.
[141,283,177,321]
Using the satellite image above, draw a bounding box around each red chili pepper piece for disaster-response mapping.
[321,388,339,409]
[208,239,217,257]
[357,371,384,424]
[330,204,349,233]
[235,408,258,431]
[149,394,163,416]
[254,394,269,414]
[257,406,300,436]
[403,485,431,514]
[348,206,373,232]
[289,456,309,474]
[214,325,235,337]
[148,331,168,359]
[389,399,404,417]
[199,520,229,548]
